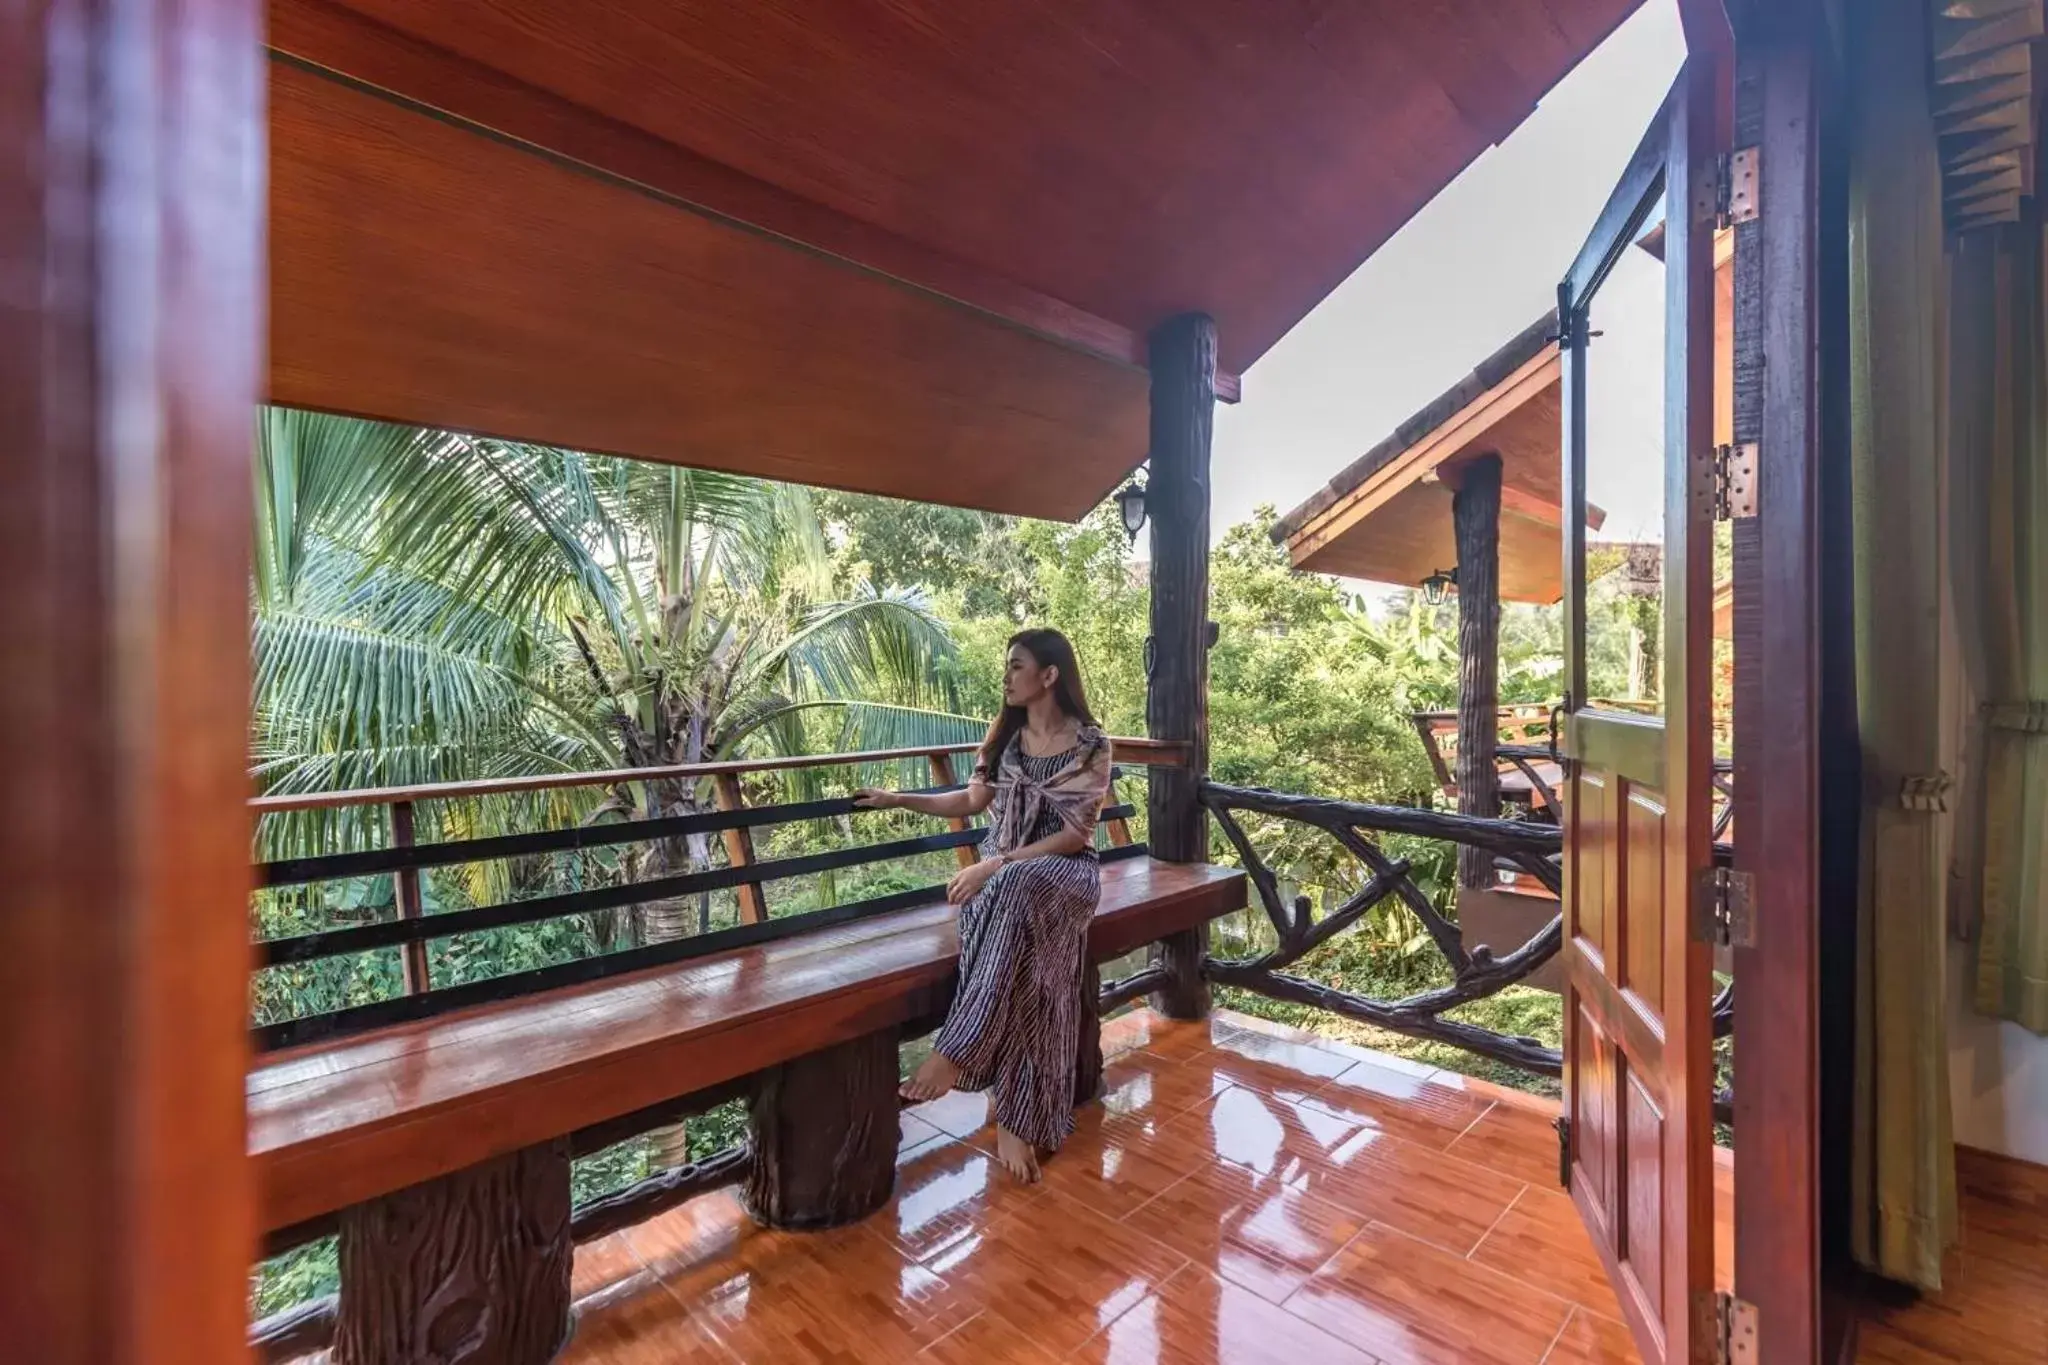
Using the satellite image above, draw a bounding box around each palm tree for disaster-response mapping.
[253,408,986,1159]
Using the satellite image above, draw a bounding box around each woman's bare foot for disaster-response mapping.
[899,1051,960,1104]
[994,1125,1042,1183]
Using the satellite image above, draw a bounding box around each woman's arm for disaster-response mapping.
[853,783,994,819]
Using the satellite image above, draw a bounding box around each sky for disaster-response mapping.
[1210,0,1689,560]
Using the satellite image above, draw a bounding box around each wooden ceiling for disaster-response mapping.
[267,0,1643,519]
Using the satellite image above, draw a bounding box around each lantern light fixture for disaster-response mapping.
[1420,566,1458,607]
[1114,477,1149,542]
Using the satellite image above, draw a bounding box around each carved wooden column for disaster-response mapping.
[1452,454,1504,890]
[1146,313,1217,1020]
[333,1142,573,1365]
[745,1029,899,1229]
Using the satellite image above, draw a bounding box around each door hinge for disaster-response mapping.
[1553,1114,1572,1189]
[1711,443,1758,521]
[1699,1290,1759,1365]
[1718,147,1761,228]
[1693,867,1756,949]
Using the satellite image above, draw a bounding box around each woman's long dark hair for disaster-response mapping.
[978,628,1097,773]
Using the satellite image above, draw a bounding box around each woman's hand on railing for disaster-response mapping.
[852,787,899,810]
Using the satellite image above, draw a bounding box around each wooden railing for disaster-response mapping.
[1202,781,1570,1073]
[250,738,1185,1051]
[1198,780,1739,1076]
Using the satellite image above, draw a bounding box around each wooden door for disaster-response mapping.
[1556,59,1719,1365]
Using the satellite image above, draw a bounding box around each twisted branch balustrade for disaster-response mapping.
[1197,781,1566,1075]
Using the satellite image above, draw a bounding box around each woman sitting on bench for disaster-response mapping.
[856,627,1111,1182]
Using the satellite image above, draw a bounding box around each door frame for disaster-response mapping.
[1724,3,1859,1362]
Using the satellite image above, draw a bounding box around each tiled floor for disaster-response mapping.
[558,1008,1670,1365]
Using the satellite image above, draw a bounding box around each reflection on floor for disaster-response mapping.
[1855,1145,2048,1365]
[560,1007,1694,1365]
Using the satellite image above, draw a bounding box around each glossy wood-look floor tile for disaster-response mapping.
[873,1137,1050,1264]
[1286,1126,1526,1256]
[572,1229,649,1302]
[1538,1306,1640,1364]
[1100,1006,1205,1061]
[622,1189,758,1284]
[1072,1264,1384,1365]
[922,1186,1189,1356]
[1471,1187,1628,1320]
[900,1109,949,1156]
[1120,1157,1367,1305]
[1284,1222,1575,1365]
[1098,1045,1232,1123]
[1140,1084,1369,1183]
[1193,1025,1358,1098]
[906,1086,996,1140]
[1301,1058,1493,1150]
[1038,1108,1205,1220]
[684,1221,966,1363]
[1445,1098,1568,1189]
[560,1276,737,1364]
[1105,1009,1220,1062]
[917,1308,1069,1364]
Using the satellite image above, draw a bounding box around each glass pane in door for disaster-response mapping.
[1580,206,1670,718]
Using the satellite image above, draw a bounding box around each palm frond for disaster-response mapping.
[737,590,962,713]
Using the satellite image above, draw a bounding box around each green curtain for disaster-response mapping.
[1957,211,2048,1034]
[1844,0,1959,1290]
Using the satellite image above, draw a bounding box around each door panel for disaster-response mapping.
[1623,785,1668,1019]
[1558,56,1719,1365]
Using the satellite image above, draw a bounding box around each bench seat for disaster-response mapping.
[250,855,1245,1233]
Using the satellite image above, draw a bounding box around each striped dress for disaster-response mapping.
[931,736,1104,1151]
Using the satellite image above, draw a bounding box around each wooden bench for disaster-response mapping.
[250,854,1243,1361]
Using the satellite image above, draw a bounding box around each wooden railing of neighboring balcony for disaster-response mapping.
[249,738,1182,1051]
[1199,780,1738,1077]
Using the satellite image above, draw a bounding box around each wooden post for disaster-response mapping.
[390,800,434,992]
[711,773,769,924]
[1,3,262,1360]
[928,751,980,869]
[333,1143,573,1365]
[1145,313,1217,1021]
[1452,454,1504,890]
[745,1029,900,1229]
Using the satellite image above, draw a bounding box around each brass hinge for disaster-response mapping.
[1700,1290,1759,1365]
[1553,1114,1572,1189]
[1711,444,1758,521]
[1718,147,1761,228]
[1693,867,1756,949]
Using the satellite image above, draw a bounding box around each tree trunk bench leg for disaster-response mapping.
[1075,956,1105,1104]
[745,1027,899,1230]
[333,1140,572,1365]
[1149,926,1211,1021]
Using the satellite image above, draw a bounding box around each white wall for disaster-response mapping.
[1947,952,2048,1165]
